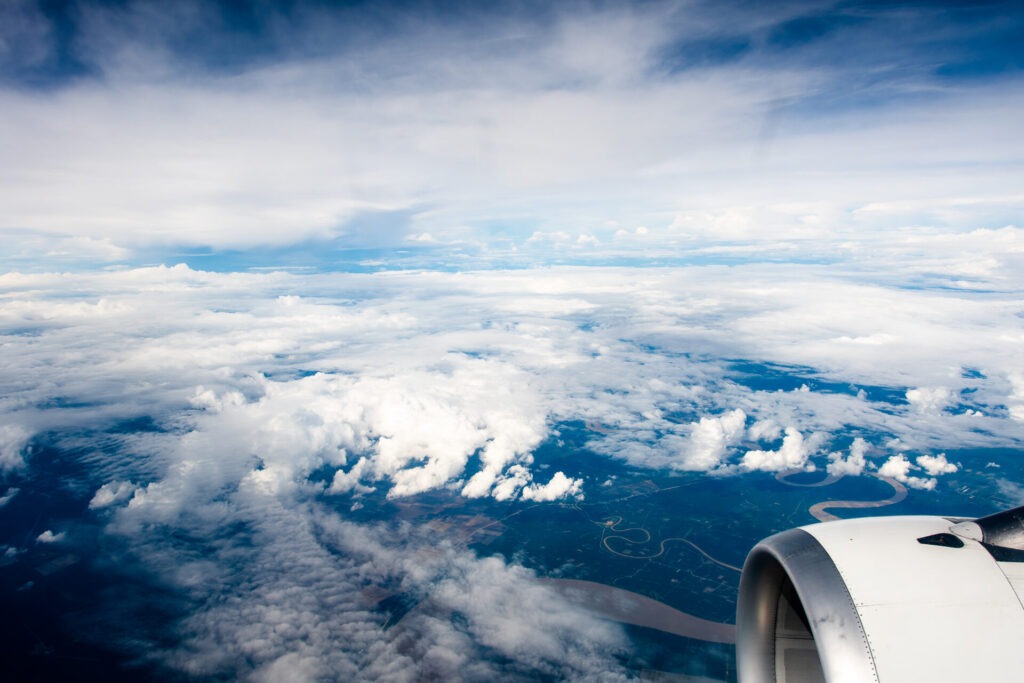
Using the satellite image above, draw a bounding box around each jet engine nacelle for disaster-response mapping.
[736,507,1024,682]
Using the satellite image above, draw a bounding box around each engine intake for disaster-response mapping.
[736,527,875,683]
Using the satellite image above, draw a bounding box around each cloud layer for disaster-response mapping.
[1,1,1022,268]
[1,259,1019,677]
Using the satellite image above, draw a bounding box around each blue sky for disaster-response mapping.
[1,0,1022,271]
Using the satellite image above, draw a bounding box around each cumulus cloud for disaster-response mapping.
[674,409,746,471]
[742,427,812,473]
[748,419,782,443]
[177,364,550,503]
[36,529,65,544]
[487,464,534,503]
[878,454,936,490]
[916,453,958,477]
[906,387,953,414]
[826,437,870,477]
[875,452,959,491]
[327,458,374,496]
[89,481,139,509]
[521,471,584,502]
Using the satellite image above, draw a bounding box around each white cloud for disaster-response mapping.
[916,453,958,477]
[45,236,130,261]
[0,3,1021,262]
[112,487,632,682]
[327,458,374,495]
[1008,373,1024,423]
[489,464,533,502]
[1,262,1022,679]
[675,409,746,471]
[319,518,630,682]
[521,471,583,502]
[89,481,138,509]
[742,426,812,472]
[613,226,650,240]
[996,478,1024,507]
[748,419,782,442]
[0,488,19,508]
[527,231,572,244]
[0,425,30,471]
[878,454,936,490]
[36,529,65,544]
[2,264,1021,483]
[120,362,552,511]
[826,437,870,477]
[247,652,319,683]
[906,386,953,414]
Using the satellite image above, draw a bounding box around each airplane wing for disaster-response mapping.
[736,506,1024,682]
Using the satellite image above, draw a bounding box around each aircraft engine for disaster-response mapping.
[735,507,1024,682]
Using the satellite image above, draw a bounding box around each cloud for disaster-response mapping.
[120,361,553,517]
[106,480,631,681]
[675,409,747,471]
[0,424,30,471]
[226,364,544,501]
[2,1,1023,267]
[2,262,1023,678]
[0,487,19,508]
[327,458,374,495]
[0,0,55,74]
[89,480,138,509]
[741,426,813,472]
[318,517,630,682]
[996,478,1024,507]
[3,263,1021,484]
[826,437,869,477]
[878,454,938,490]
[906,386,953,414]
[1008,373,1024,423]
[748,419,781,442]
[36,529,64,543]
[487,464,533,503]
[916,453,958,477]
[521,471,583,502]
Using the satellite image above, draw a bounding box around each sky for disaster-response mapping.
[1,1,1024,681]
[1,0,1022,270]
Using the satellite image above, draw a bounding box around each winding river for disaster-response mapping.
[547,468,911,643]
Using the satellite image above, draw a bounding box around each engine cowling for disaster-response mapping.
[736,507,1024,682]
